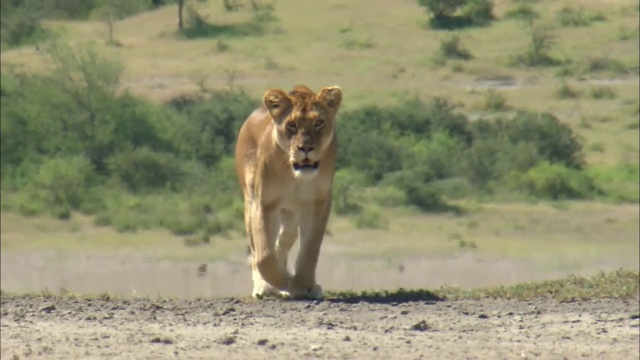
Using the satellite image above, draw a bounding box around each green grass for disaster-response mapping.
[2,201,638,269]
[0,212,246,262]
[327,269,640,302]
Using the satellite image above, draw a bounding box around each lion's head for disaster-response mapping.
[263,85,342,179]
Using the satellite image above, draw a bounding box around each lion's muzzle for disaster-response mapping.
[293,158,319,171]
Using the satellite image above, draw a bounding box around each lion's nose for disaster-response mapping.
[297,145,315,154]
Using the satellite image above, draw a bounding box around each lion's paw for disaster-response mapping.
[252,283,280,300]
[283,284,324,300]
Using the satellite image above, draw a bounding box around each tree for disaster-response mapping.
[177,0,184,30]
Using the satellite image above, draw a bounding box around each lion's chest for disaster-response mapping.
[260,176,330,211]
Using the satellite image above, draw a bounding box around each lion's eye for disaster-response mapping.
[286,122,297,131]
[315,120,324,129]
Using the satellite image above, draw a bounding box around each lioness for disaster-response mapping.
[234,85,342,300]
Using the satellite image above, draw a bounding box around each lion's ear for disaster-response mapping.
[316,86,342,111]
[263,89,292,123]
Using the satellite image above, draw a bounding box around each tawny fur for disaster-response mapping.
[234,85,342,299]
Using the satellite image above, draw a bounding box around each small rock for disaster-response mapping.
[221,308,236,316]
[410,320,431,331]
[257,339,268,346]
[310,344,322,351]
[478,314,489,319]
[218,335,236,345]
[343,336,351,342]
[40,305,56,313]
[150,337,174,345]
[400,310,410,315]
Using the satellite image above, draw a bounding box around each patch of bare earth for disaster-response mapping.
[1,294,638,360]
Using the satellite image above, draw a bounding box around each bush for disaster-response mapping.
[463,111,585,191]
[554,80,580,99]
[21,156,96,218]
[587,164,639,203]
[435,35,473,62]
[589,86,616,100]
[482,89,509,111]
[460,0,495,26]
[180,3,280,39]
[417,0,494,29]
[332,169,368,215]
[509,162,597,200]
[107,148,184,192]
[406,131,466,180]
[582,56,628,74]
[557,7,606,27]
[167,89,256,167]
[0,0,49,48]
[509,25,561,67]
[381,170,449,212]
[353,206,389,229]
[472,111,585,170]
[367,186,407,208]
[504,4,539,22]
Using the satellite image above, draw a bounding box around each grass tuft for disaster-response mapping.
[437,269,639,302]
[327,269,639,303]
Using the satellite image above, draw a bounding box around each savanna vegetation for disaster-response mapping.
[1,0,638,244]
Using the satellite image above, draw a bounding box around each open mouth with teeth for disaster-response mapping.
[293,159,319,171]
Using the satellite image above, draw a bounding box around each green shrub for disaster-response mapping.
[463,111,585,191]
[482,89,509,111]
[353,206,389,229]
[554,80,580,99]
[0,0,49,48]
[417,0,494,29]
[407,131,466,180]
[589,86,616,100]
[463,138,538,189]
[332,169,368,215]
[429,178,474,200]
[180,4,280,39]
[337,132,403,182]
[381,170,449,212]
[367,186,407,208]
[582,56,628,74]
[587,164,639,203]
[342,39,375,50]
[433,35,472,65]
[557,7,606,27]
[509,25,561,67]
[460,0,495,26]
[107,148,184,192]
[167,89,255,167]
[509,162,597,200]
[504,4,539,22]
[21,156,95,218]
[472,111,585,170]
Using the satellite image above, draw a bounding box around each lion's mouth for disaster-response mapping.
[293,159,319,171]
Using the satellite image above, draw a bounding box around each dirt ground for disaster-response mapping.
[1,293,638,360]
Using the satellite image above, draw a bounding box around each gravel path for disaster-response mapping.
[2,295,638,360]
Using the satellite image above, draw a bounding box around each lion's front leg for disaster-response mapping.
[288,198,331,300]
[250,201,292,298]
[275,209,299,270]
